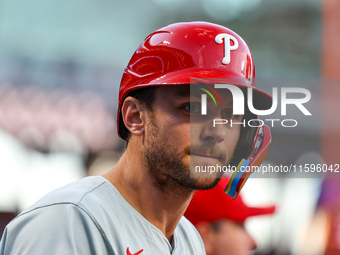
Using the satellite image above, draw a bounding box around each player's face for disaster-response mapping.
[142,85,242,191]
[209,220,256,255]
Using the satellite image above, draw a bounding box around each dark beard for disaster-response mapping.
[143,142,221,192]
[142,113,222,192]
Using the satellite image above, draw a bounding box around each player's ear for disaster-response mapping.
[121,97,146,137]
[195,222,215,255]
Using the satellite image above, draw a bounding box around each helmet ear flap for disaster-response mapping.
[226,123,271,199]
[229,113,258,168]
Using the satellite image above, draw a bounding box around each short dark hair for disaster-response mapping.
[119,86,158,142]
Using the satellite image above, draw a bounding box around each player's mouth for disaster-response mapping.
[186,146,227,164]
[190,152,220,159]
[190,152,224,163]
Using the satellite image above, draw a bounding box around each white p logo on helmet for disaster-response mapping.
[215,33,239,65]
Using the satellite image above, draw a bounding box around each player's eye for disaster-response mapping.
[184,103,200,113]
[221,108,234,119]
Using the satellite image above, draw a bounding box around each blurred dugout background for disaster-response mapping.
[0,0,339,254]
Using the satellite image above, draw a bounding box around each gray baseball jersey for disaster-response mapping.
[0,176,205,255]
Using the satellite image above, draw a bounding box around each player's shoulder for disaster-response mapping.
[1,176,115,255]
[21,176,108,214]
[177,215,200,237]
[178,215,194,227]
[176,216,206,254]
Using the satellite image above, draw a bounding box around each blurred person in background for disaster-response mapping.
[185,178,276,255]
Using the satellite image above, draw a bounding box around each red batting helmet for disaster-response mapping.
[185,178,276,225]
[117,21,272,198]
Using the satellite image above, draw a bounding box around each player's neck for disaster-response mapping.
[102,147,194,242]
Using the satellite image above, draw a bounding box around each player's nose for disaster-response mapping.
[200,121,226,142]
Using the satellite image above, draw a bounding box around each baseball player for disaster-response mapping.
[0,22,272,254]
[185,178,276,255]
